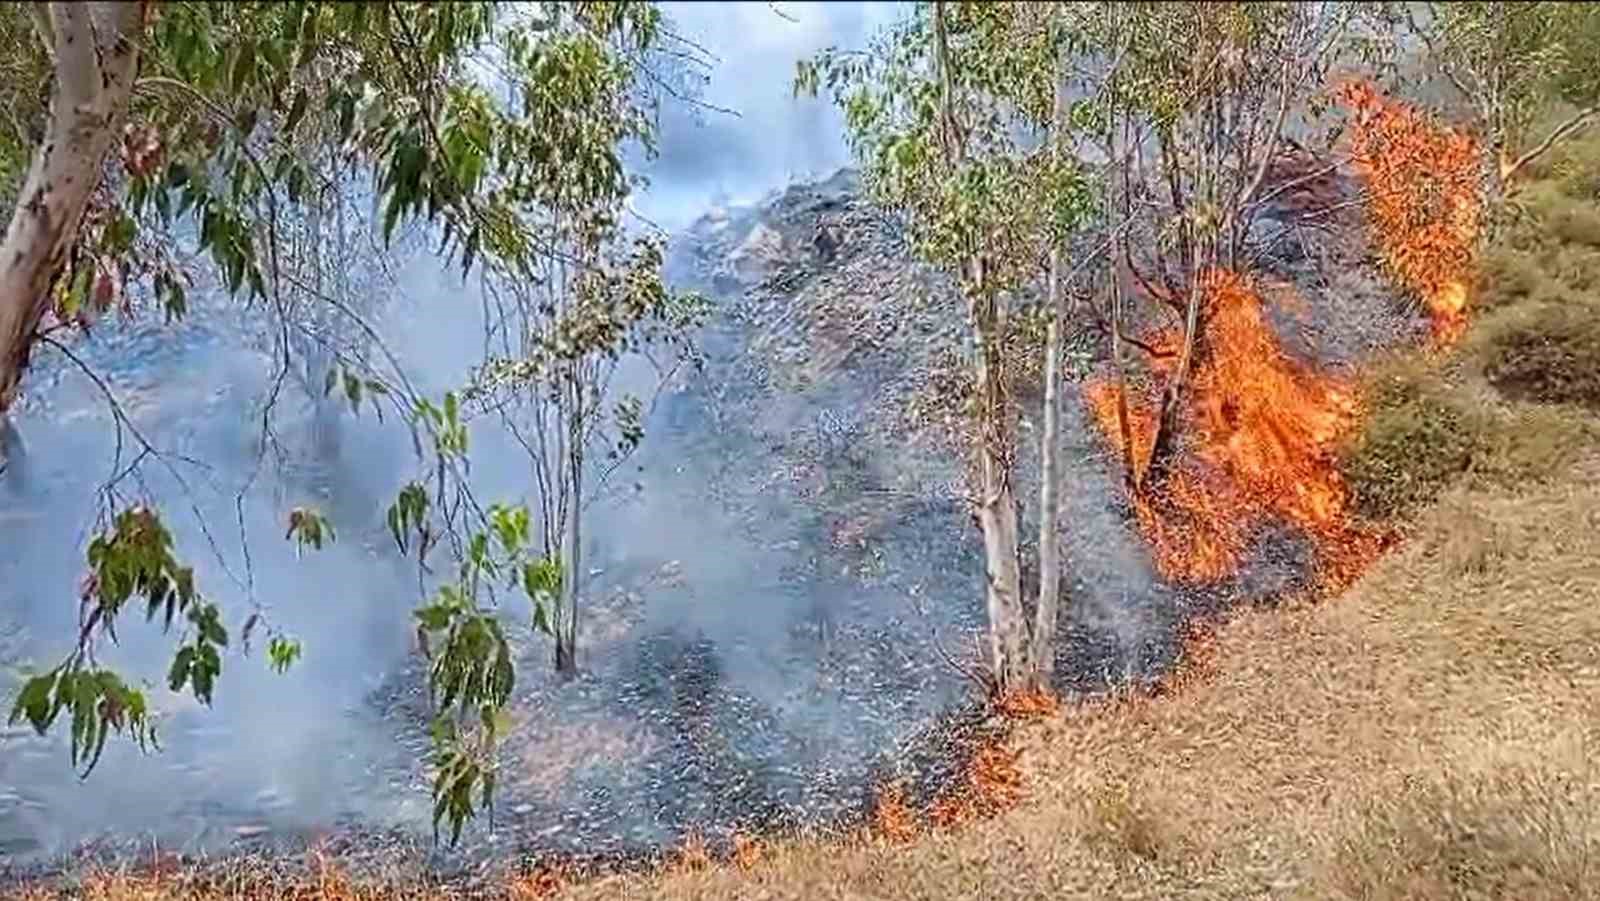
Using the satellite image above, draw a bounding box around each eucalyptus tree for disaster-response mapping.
[1060,1,1360,487]
[1397,2,1600,202]
[1,0,680,842]
[798,1,1093,693]
[467,239,706,677]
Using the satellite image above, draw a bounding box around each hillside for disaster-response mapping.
[558,450,1600,901]
[9,105,1599,901]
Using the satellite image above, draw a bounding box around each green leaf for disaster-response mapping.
[8,672,57,734]
[414,603,453,631]
[168,646,195,693]
[343,371,363,413]
[266,636,302,674]
[522,557,562,600]
[232,40,256,91]
[285,87,309,133]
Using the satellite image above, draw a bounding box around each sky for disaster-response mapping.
[631,1,904,232]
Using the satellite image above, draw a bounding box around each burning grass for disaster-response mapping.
[1336,80,1482,346]
[1083,82,1497,587]
[1086,270,1386,589]
[868,785,918,844]
[925,740,1025,831]
[1340,128,1600,523]
[18,454,1600,901]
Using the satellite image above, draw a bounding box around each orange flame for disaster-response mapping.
[510,862,572,899]
[995,688,1061,720]
[1335,80,1481,346]
[730,831,764,871]
[927,739,1026,829]
[1088,270,1386,587]
[871,783,920,843]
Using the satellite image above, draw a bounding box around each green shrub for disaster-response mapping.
[1550,133,1600,202]
[1474,300,1600,411]
[1474,244,1556,315]
[1341,391,1480,522]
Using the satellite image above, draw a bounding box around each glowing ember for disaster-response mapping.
[870,784,920,843]
[1087,270,1386,587]
[510,863,572,899]
[672,832,713,872]
[995,688,1061,721]
[1335,80,1481,347]
[927,739,1025,829]
[731,831,763,870]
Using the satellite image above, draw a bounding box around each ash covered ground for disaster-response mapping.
[0,164,1422,883]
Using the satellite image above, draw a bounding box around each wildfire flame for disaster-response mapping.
[927,739,1026,829]
[871,783,920,843]
[1085,81,1479,589]
[1087,270,1386,587]
[1335,80,1482,346]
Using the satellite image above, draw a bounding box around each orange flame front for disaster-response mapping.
[1087,81,1476,590]
[1087,271,1385,587]
[1335,80,1481,346]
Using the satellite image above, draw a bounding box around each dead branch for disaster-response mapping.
[1502,104,1600,184]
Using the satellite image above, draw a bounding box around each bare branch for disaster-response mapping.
[29,3,54,60]
[1502,104,1600,184]
[40,334,248,594]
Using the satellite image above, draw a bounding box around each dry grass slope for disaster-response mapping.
[12,451,1600,901]
[22,303,1600,901]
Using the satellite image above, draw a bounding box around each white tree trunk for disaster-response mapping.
[0,3,145,418]
[969,258,1028,692]
[934,0,1028,693]
[1029,50,1073,693]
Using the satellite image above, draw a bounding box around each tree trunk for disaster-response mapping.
[1144,226,1211,487]
[554,372,581,679]
[0,3,145,421]
[1111,272,1138,490]
[0,412,22,491]
[1477,143,1508,241]
[1028,49,1073,693]
[970,258,1028,692]
[934,0,1027,695]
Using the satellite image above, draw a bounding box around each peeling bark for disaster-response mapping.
[0,2,146,420]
